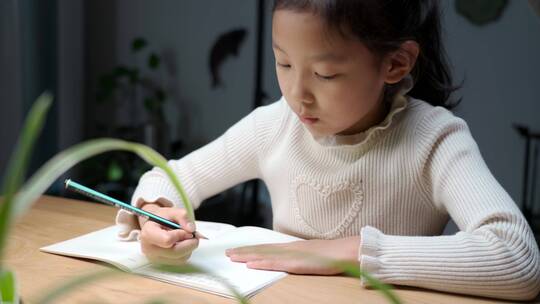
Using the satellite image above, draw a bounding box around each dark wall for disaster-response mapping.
[0,0,58,186]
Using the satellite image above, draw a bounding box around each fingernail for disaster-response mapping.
[187,222,196,232]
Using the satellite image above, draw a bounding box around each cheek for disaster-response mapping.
[276,69,290,96]
[319,81,362,109]
[276,71,285,92]
[321,80,380,117]
[341,74,385,107]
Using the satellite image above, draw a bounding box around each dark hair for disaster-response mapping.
[273,0,461,109]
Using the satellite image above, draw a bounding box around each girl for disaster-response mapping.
[116,0,540,300]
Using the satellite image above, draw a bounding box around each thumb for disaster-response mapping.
[168,208,196,233]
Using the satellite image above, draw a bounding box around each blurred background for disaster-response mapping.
[1,0,539,238]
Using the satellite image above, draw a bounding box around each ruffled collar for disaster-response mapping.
[313,75,413,147]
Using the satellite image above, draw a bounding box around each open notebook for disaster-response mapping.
[40,221,302,298]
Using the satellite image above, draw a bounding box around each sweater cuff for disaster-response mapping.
[115,176,184,241]
[359,225,383,287]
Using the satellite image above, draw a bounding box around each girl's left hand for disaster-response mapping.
[225,236,360,275]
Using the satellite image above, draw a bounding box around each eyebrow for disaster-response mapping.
[272,41,347,63]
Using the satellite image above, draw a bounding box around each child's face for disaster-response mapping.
[272,10,390,137]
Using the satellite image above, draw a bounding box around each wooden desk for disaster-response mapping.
[3,196,527,303]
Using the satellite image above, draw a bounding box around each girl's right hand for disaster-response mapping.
[138,204,199,265]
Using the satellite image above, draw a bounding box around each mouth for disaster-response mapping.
[299,115,319,125]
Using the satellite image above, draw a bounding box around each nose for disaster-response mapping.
[290,72,314,105]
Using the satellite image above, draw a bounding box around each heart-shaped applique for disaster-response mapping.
[291,175,364,239]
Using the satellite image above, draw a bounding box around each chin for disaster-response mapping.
[305,126,332,138]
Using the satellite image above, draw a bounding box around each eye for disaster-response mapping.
[315,72,338,80]
[276,62,291,68]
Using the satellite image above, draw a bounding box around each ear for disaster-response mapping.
[383,40,419,84]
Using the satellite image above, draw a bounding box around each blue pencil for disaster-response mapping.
[64,179,207,240]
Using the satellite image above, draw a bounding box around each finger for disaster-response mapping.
[148,254,193,266]
[166,208,196,233]
[141,239,198,260]
[226,244,266,256]
[171,238,199,255]
[228,252,264,263]
[141,221,191,248]
[226,244,282,257]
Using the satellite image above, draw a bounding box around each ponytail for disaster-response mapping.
[408,2,461,108]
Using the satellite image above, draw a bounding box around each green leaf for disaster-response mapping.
[128,68,140,84]
[156,89,166,102]
[106,160,123,182]
[311,256,400,303]
[35,269,120,304]
[145,300,167,304]
[34,265,249,304]
[0,270,19,303]
[131,37,147,52]
[224,247,400,304]
[99,74,116,89]
[11,138,195,223]
[148,53,160,69]
[113,65,130,77]
[0,92,52,262]
[334,261,400,304]
[96,74,117,103]
[154,264,249,304]
[144,97,155,112]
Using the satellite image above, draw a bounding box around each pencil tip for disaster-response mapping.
[196,232,209,240]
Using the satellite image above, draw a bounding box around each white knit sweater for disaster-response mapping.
[116,95,540,301]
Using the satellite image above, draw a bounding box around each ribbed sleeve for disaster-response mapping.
[116,101,285,240]
[359,107,540,300]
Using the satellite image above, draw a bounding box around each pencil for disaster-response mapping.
[64,179,207,240]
